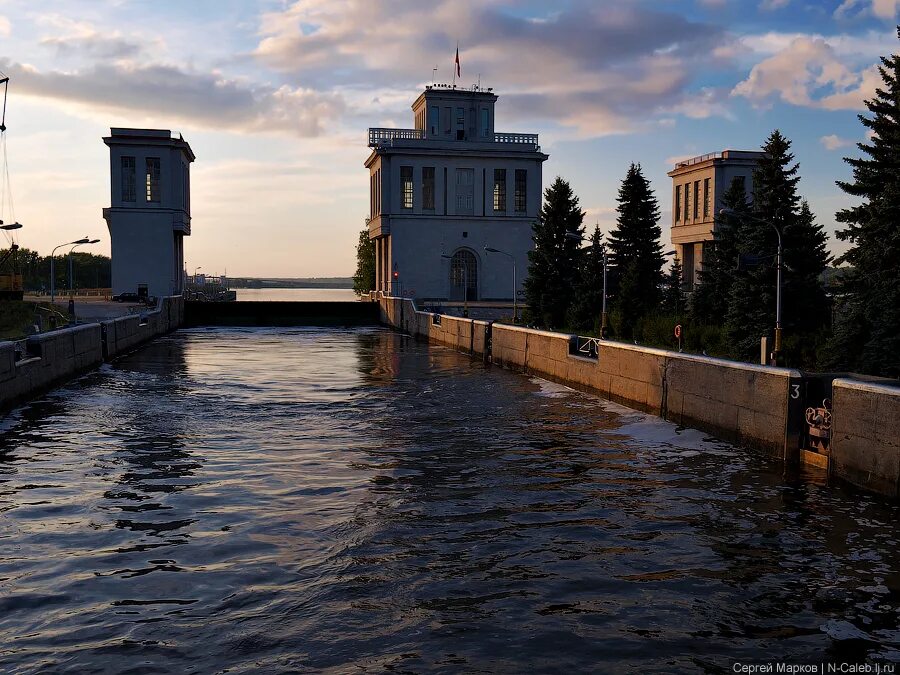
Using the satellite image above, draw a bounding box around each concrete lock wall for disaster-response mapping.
[376,293,801,460]
[830,379,900,497]
[1,296,184,412]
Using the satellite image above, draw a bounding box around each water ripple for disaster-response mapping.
[1,327,899,672]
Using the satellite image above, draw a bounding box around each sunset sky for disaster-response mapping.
[0,0,896,277]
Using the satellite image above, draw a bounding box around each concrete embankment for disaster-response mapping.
[184,300,379,327]
[376,294,900,498]
[1,296,183,412]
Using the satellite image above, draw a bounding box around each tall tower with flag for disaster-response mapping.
[365,70,548,306]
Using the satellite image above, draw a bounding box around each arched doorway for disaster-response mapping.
[449,249,478,301]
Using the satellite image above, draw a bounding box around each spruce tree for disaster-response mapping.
[353,228,376,295]
[824,29,900,376]
[690,176,748,324]
[661,258,685,317]
[566,225,606,332]
[725,130,827,363]
[606,163,664,338]
[523,177,584,328]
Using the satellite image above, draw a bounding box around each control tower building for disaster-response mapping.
[102,128,195,298]
[365,85,548,302]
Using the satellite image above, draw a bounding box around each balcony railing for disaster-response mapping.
[675,152,723,168]
[368,128,540,148]
[368,128,426,146]
[493,132,539,146]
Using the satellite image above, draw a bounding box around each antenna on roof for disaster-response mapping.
[432,66,438,85]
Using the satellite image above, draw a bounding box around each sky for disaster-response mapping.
[0,0,897,277]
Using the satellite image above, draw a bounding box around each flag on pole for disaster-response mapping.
[455,45,460,79]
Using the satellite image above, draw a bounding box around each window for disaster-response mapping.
[515,169,527,212]
[146,157,160,202]
[455,168,474,214]
[703,178,710,219]
[493,169,506,212]
[693,180,700,220]
[429,106,439,135]
[481,108,489,137]
[121,156,136,202]
[401,166,413,209]
[683,182,690,222]
[422,167,435,210]
[675,185,681,223]
[443,106,451,134]
[456,106,465,139]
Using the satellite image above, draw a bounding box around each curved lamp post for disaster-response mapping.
[565,230,609,338]
[68,239,100,293]
[50,237,89,303]
[484,246,517,323]
[441,253,468,318]
[719,208,783,364]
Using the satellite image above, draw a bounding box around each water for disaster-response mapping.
[235,288,358,302]
[1,328,899,673]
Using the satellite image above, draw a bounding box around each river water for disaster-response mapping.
[1,327,899,673]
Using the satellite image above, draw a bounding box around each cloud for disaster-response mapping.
[820,134,853,150]
[0,58,345,137]
[253,0,730,136]
[732,36,877,110]
[0,15,10,37]
[760,0,790,9]
[36,14,149,60]
[836,0,900,19]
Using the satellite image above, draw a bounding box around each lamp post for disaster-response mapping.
[68,239,100,293]
[194,266,202,283]
[484,246,517,323]
[565,231,609,338]
[50,237,89,303]
[441,254,468,318]
[719,208,783,364]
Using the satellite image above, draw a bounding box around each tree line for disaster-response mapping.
[0,247,112,291]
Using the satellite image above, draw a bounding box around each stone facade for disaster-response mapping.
[365,86,548,302]
[667,150,764,287]
[102,128,195,298]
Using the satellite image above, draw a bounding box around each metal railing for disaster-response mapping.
[675,152,723,168]
[569,336,602,360]
[368,128,425,146]
[367,128,539,148]
[493,132,539,146]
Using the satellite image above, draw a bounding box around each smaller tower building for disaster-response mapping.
[102,128,195,297]
[668,150,764,288]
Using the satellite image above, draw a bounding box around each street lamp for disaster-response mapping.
[484,246,517,323]
[440,254,468,318]
[565,230,609,338]
[50,237,90,303]
[68,239,100,293]
[719,207,783,364]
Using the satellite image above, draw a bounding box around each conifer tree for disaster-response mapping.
[606,163,664,338]
[353,228,376,295]
[725,130,827,362]
[566,225,606,332]
[524,177,584,328]
[824,29,900,376]
[690,177,748,324]
[661,258,685,317]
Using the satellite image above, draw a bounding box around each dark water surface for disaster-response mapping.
[1,328,899,673]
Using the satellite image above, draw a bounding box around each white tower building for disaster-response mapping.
[102,128,195,298]
[366,85,548,302]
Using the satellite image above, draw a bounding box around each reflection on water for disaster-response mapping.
[1,327,899,673]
